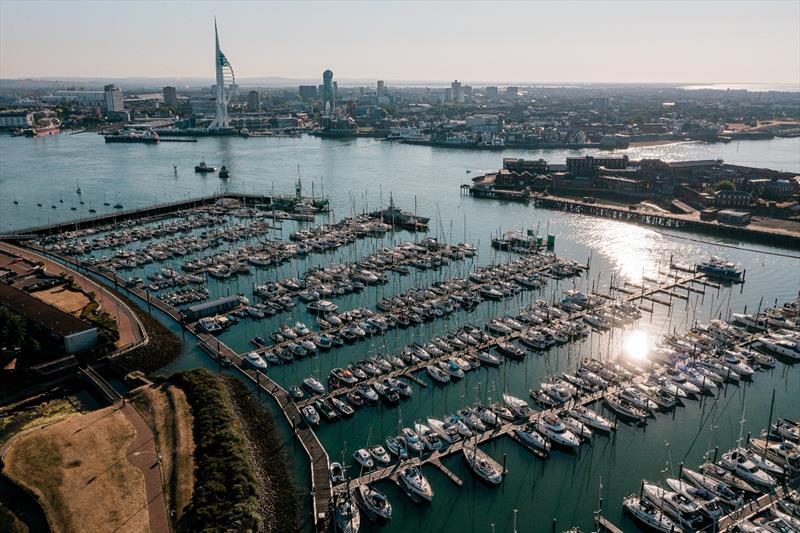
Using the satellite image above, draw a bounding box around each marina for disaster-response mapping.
[1,133,799,532]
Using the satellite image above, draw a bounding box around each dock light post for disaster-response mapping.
[513,509,517,533]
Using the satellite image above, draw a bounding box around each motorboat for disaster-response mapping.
[603,394,648,425]
[496,341,525,360]
[681,467,741,508]
[475,350,502,366]
[665,477,725,521]
[427,417,461,444]
[414,422,444,452]
[303,376,326,395]
[720,450,776,487]
[331,367,358,386]
[314,399,338,421]
[401,427,425,454]
[463,444,502,484]
[301,405,319,427]
[438,359,464,379]
[399,466,434,501]
[513,424,551,456]
[474,405,498,428]
[426,365,450,384]
[623,495,678,533]
[243,351,267,370]
[563,416,593,442]
[567,406,615,433]
[355,484,392,520]
[333,495,360,533]
[698,462,759,494]
[641,482,706,531]
[385,436,408,460]
[368,445,391,466]
[353,448,374,469]
[503,394,532,419]
[330,462,345,484]
[330,396,355,417]
[536,415,580,448]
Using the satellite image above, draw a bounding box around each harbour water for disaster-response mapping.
[1,134,799,531]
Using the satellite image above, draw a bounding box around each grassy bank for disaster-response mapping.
[115,293,182,374]
[132,384,194,528]
[172,369,260,533]
[223,376,299,532]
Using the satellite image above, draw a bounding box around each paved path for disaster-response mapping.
[120,402,170,533]
[0,242,145,350]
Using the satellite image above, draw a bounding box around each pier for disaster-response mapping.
[0,192,299,240]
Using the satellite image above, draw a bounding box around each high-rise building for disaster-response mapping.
[451,80,462,103]
[322,69,334,116]
[505,86,519,99]
[103,84,124,112]
[209,19,236,130]
[247,90,260,112]
[485,86,498,100]
[377,80,385,94]
[299,85,318,99]
[163,86,177,108]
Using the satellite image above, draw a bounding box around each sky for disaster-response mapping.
[1,0,799,85]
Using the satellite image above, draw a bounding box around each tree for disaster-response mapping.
[714,180,736,192]
[0,307,26,349]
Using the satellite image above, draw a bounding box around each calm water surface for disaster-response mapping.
[1,134,799,532]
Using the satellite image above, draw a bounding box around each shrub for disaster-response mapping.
[172,369,260,533]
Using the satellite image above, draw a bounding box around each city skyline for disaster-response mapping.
[1,1,799,86]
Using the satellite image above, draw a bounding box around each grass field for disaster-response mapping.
[0,390,89,447]
[2,405,149,533]
[134,384,194,525]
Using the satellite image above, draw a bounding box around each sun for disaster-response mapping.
[623,330,650,361]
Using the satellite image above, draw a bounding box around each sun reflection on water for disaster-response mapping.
[585,219,664,283]
[623,329,651,362]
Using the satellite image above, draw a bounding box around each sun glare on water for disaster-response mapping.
[623,330,651,361]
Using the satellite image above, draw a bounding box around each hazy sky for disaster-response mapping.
[1,0,799,85]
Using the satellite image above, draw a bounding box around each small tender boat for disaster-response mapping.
[330,462,345,484]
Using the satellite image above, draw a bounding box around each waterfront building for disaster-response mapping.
[299,85,318,100]
[0,284,98,355]
[209,19,236,130]
[323,69,335,116]
[247,90,261,112]
[503,157,549,174]
[0,110,32,129]
[566,155,629,175]
[163,86,178,108]
[466,114,502,132]
[103,84,124,113]
[714,189,752,208]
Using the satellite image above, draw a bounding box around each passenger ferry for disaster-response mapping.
[104,126,160,144]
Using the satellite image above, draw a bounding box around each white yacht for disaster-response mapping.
[353,448,374,469]
[513,424,551,455]
[536,415,581,448]
[463,444,502,484]
[567,406,615,433]
[355,484,392,520]
[399,466,434,501]
[243,351,267,370]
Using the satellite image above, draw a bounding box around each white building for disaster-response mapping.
[104,84,124,113]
